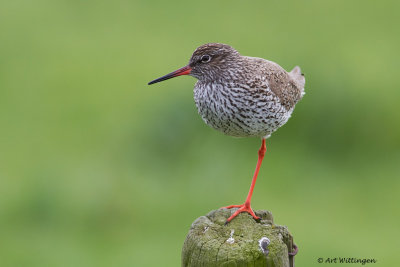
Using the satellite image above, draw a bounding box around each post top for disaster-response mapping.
[182,208,296,267]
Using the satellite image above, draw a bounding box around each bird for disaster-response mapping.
[148,43,305,224]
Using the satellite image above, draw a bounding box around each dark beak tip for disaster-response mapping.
[147,79,159,85]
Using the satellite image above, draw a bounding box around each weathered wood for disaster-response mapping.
[182,209,297,267]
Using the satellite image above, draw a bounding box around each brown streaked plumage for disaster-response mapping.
[148,43,305,225]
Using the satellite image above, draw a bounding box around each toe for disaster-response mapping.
[221,204,243,209]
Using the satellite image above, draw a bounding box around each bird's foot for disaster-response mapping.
[221,203,260,224]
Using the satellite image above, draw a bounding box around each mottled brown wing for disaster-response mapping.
[244,57,304,111]
[267,69,303,111]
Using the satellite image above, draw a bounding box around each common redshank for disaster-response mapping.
[148,43,305,224]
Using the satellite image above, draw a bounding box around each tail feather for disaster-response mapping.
[289,66,305,96]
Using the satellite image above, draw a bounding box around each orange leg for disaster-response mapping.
[221,138,267,224]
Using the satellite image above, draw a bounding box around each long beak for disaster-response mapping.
[148,65,192,85]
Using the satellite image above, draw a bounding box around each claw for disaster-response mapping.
[222,203,260,224]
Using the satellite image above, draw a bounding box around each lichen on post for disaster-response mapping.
[182,209,296,267]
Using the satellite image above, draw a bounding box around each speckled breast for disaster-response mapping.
[193,82,293,138]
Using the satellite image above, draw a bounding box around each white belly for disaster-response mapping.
[193,82,292,138]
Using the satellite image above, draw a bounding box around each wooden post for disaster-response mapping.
[182,208,297,267]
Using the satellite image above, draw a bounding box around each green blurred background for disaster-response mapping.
[0,0,399,266]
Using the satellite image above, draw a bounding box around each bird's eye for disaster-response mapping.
[200,55,211,63]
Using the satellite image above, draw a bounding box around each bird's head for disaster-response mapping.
[148,43,240,85]
[188,43,240,81]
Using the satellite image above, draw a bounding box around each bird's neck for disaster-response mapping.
[198,66,245,85]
